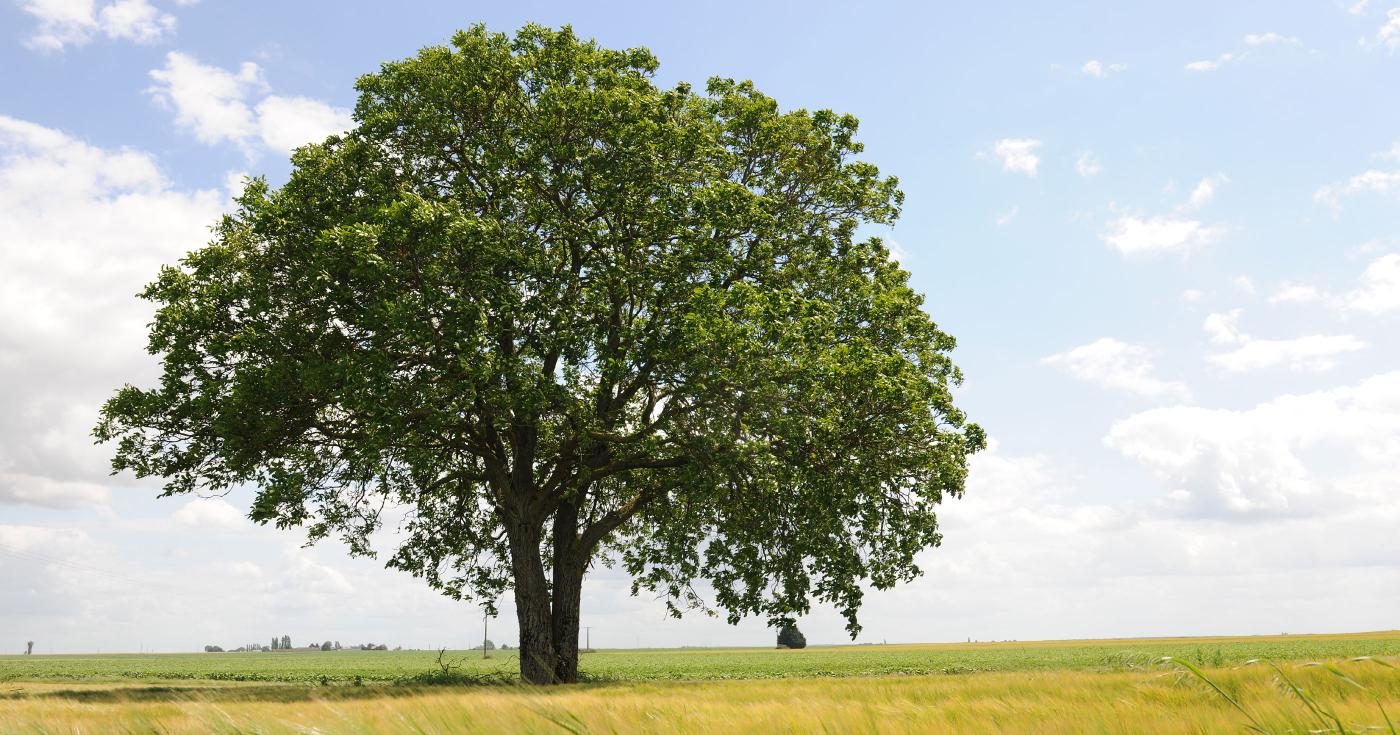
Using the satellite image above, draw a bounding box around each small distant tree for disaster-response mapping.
[204,645,224,652]
[777,623,806,649]
[25,641,33,655]
[281,635,291,649]
[271,637,278,650]
[334,641,342,650]
[321,640,334,651]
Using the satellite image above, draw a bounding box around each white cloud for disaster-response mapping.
[995,206,1019,227]
[1269,282,1323,304]
[172,498,249,533]
[991,138,1042,176]
[284,550,354,595]
[1107,371,1400,518]
[1233,275,1255,294]
[147,51,264,147]
[1100,214,1222,256]
[1341,252,1400,314]
[1203,309,1245,345]
[1042,338,1190,400]
[1081,60,1126,78]
[1187,174,1228,209]
[1075,152,1101,177]
[148,52,351,156]
[1315,168,1400,209]
[1202,309,1365,372]
[1208,335,1367,372]
[1244,32,1301,46]
[253,95,353,154]
[1371,8,1400,51]
[1187,33,1302,72]
[1185,52,1235,71]
[18,0,175,51]
[0,115,232,510]
[1181,288,1205,302]
[1350,0,1372,14]
[0,473,109,509]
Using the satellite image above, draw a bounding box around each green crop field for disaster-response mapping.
[4,630,1400,684]
[3,631,1400,733]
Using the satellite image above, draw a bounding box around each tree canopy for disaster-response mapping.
[96,24,984,684]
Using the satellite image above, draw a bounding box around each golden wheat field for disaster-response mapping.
[4,633,1400,734]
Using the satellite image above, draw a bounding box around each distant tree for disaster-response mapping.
[94,24,983,685]
[281,635,291,650]
[204,645,224,653]
[334,641,342,650]
[777,623,807,650]
[271,637,279,651]
[375,644,389,651]
[321,640,334,651]
[25,641,33,655]
[473,639,497,651]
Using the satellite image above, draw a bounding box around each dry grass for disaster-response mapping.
[3,658,1399,734]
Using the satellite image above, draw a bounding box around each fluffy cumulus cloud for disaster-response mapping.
[1081,60,1125,78]
[1075,152,1101,177]
[1203,309,1245,345]
[172,497,249,533]
[1342,253,1400,314]
[147,52,352,156]
[1187,174,1228,209]
[1243,32,1300,46]
[990,138,1042,176]
[1042,338,1190,400]
[1100,174,1227,256]
[1107,371,1400,518]
[16,0,176,51]
[860,428,1400,640]
[1185,52,1236,72]
[1371,8,1400,51]
[0,115,230,510]
[1100,214,1222,256]
[1208,335,1368,372]
[1202,310,1365,372]
[1315,169,1400,209]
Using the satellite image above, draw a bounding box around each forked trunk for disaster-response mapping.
[507,508,588,685]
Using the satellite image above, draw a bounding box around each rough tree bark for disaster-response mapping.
[509,521,558,685]
[551,498,585,683]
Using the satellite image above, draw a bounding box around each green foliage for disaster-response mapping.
[777,624,807,649]
[93,23,983,656]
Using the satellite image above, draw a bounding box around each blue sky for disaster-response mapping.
[3,0,1400,653]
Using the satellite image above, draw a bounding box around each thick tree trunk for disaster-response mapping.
[551,500,585,683]
[506,499,591,685]
[509,524,557,685]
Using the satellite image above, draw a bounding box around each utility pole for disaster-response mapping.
[585,626,591,652]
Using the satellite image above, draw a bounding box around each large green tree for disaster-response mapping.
[96,25,984,685]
